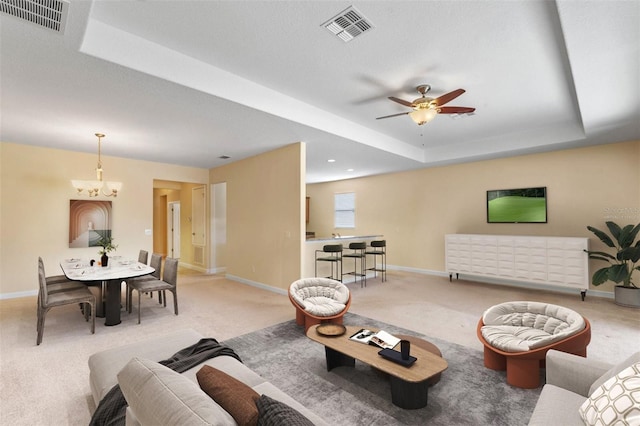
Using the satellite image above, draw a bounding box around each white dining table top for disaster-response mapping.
[60,257,154,281]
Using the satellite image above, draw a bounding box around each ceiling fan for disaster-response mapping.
[376,84,475,125]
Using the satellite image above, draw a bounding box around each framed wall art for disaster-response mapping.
[69,200,112,248]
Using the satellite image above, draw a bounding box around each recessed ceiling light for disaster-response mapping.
[347,168,354,172]
[218,155,231,160]
[327,159,336,163]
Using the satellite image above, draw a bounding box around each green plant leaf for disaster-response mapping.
[585,250,616,262]
[606,221,623,244]
[591,267,610,285]
[587,226,615,248]
[620,246,640,263]
[608,263,630,284]
[617,224,637,248]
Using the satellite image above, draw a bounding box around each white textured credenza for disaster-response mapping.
[445,234,590,299]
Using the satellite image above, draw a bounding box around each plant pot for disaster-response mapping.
[101,254,109,268]
[614,286,640,308]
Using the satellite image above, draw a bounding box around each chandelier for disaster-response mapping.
[71,133,122,197]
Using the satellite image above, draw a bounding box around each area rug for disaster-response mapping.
[223,312,541,426]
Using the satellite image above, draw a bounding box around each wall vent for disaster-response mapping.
[0,0,69,33]
[322,6,374,43]
[193,246,204,266]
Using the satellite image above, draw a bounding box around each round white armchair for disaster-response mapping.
[289,277,351,332]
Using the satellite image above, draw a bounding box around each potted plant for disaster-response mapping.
[97,236,117,267]
[585,221,640,308]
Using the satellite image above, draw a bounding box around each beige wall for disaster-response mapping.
[307,140,640,292]
[209,143,305,291]
[0,142,208,296]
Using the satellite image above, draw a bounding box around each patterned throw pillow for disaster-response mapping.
[579,362,640,426]
[255,394,314,426]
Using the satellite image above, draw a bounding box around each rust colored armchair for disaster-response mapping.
[477,301,591,389]
[289,277,351,332]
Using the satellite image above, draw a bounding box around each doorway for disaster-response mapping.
[210,182,227,273]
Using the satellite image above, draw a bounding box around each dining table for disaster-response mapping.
[60,257,155,326]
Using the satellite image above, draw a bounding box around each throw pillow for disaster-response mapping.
[589,352,640,395]
[579,362,640,426]
[196,365,260,426]
[117,357,235,425]
[255,394,314,426]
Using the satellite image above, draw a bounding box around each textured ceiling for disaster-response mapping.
[1,1,638,183]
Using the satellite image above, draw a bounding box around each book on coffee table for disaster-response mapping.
[349,328,401,349]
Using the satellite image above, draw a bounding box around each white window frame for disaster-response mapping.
[334,192,355,229]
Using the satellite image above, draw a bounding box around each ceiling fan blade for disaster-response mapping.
[376,112,410,120]
[437,106,476,114]
[388,96,414,107]
[434,89,465,106]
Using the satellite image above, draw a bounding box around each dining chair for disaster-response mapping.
[130,257,179,324]
[38,257,85,293]
[37,266,96,345]
[124,250,150,310]
[127,253,162,313]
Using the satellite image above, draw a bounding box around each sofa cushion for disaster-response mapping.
[89,328,204,404]
[301,297,347,316]
[527,384,586,426]
[589,351,640,395]
[290,278,349,305]
[196,365,260,426]
[255,394,314,426]
[117,357,235,425]
[579,362,640,426]
[182,354,267,388]
[481,301,585,352]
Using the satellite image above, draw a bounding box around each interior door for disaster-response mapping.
[167,201,181,259]
[192,186,206,246]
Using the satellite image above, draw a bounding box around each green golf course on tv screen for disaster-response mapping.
[486,187,547,223]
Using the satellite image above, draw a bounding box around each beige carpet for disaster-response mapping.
[0,269,638,425]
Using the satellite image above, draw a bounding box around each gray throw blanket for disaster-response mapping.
[89,338,242,426]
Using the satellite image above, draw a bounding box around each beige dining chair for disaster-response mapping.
[37,265,96,345]
[126,253,162,313]
[38,257,85,293]
[124,250,151,310]
[130,257,179,324]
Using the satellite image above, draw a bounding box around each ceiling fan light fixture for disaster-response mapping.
[409,108,438,125]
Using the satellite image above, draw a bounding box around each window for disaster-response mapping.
[334,192,355,228]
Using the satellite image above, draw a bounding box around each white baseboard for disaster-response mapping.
[226,274,288,296]
[387,264,614,299]
[0,265,614,301]
[0,290,37,300]
[178,262,207,273]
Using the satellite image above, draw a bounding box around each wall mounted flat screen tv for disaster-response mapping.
[487,187,547,223]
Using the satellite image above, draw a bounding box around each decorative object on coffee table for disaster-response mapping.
[316,324,346,336]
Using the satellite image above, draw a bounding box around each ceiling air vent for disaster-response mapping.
[0,0,70,33]
[322,6,374,43]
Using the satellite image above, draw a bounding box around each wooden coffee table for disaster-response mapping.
[307,325,448,409]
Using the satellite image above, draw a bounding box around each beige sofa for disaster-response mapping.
[88,329,327,425]
[528,349,640,425]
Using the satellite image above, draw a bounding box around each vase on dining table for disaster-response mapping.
[101,253,109,267]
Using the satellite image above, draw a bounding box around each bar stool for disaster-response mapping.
[366,240,386,282]
[315,244,343,281]
[342,242,367,287]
